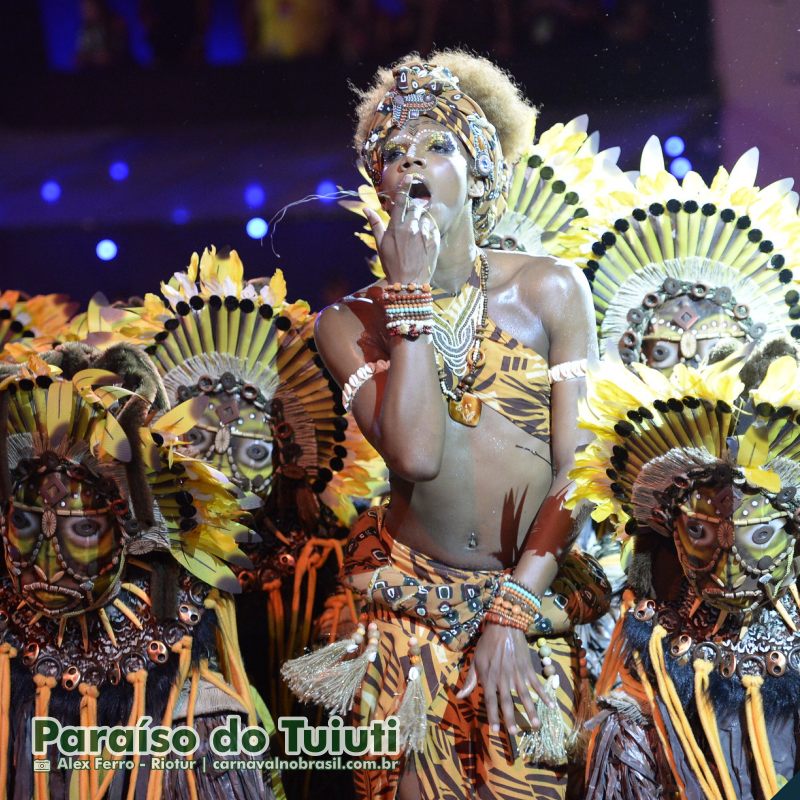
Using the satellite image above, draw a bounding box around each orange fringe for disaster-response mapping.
[693,660,737,800]
[280,538,351,715]
[0,644,17,800]
[632,650,688,799]
[742,674,779,799]
[124,670,147,800]
[184,666,200,800]
[647,625,719,800]
[204,591,257,724]
[79,683,100,800]
[145,635,194,800]
[33,674,57,800]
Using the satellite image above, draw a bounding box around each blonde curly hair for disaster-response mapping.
[353,49,537,167]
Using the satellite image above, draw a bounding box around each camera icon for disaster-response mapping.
[33,760,51,773]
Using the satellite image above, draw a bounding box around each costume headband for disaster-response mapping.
[361,62,508,243]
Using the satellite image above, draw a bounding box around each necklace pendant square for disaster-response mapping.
[448,393,481,427]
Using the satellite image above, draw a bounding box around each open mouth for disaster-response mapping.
[408,176,432,206]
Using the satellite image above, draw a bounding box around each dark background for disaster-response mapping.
[0,0,791,311]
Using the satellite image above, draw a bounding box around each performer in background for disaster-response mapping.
[284,51,609,800]
[0,344,278,799]
[570,341,800,800]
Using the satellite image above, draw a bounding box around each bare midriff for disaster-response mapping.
[383,403,552,570]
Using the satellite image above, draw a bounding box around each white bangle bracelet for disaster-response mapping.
[547,358,587,384]
[342,359,391,411]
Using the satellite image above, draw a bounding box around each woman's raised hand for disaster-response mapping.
[363,173,440,286]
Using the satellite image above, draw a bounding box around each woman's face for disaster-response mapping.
[378,119,472,235]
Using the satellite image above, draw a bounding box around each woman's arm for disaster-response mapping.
[511,260,598,594]
[315,304,446,481]
[314,175,447,482]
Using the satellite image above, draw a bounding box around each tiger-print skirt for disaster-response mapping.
[343,508,607,800]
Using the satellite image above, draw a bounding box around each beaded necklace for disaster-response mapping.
[431,252,489,426]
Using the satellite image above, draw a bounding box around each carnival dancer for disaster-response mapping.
[570,341,800,799]
[557,138,800,373]
[0,344,280,799]
[283,51,610,799]
[62,247,385,722]
[337,111,630,683]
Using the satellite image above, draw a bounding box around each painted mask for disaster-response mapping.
[1,456,130,618]
[670,474,798,615]
[619,279,757,372]
[175,372,274,493]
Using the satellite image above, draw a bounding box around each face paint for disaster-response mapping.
[361,61,508,244]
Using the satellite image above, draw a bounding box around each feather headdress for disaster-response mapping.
[556,139,800,363]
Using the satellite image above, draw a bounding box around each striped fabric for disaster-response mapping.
[431,273,551,444]
[472,319,551,443]
[344,511,582,800]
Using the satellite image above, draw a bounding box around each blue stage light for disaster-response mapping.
[664,136,685,158]
[109,161,129,181]
[172,208,190,225]
[669,157,692,179]
[316,180,337,202]
[96,239,118,261]
[41,181,61,202]
[246,217,268,239]
[245,183,266,208]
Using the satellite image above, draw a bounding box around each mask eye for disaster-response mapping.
[233,438,273,471]
[681,518,715,547]
[752,525,775,545]
[73,519,100,539]
[651,344,673,363]
[182,427,213,454]
[11,508,42,538]
[687,521,706,540]
[246,443,270,462]
[12,509,36,533]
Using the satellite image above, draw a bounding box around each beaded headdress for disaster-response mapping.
[128,247,382,526]
[0,348,277,797]
[361,62,508,244]
[343,115,624,278]
[0,348,253,612]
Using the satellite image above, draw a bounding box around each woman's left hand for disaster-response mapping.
[456,623,554,736]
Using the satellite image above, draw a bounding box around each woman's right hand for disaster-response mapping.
[364,173,440,286]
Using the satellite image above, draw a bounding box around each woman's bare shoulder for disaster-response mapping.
[315,280,389,366]
[487,249,589,306]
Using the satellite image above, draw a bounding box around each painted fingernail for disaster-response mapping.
[491,724,500,733]
[509,725,518,735]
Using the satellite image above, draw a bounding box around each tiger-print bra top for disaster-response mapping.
[467,317,551,443]
[353,268,582,445]
[430,270,552,444]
